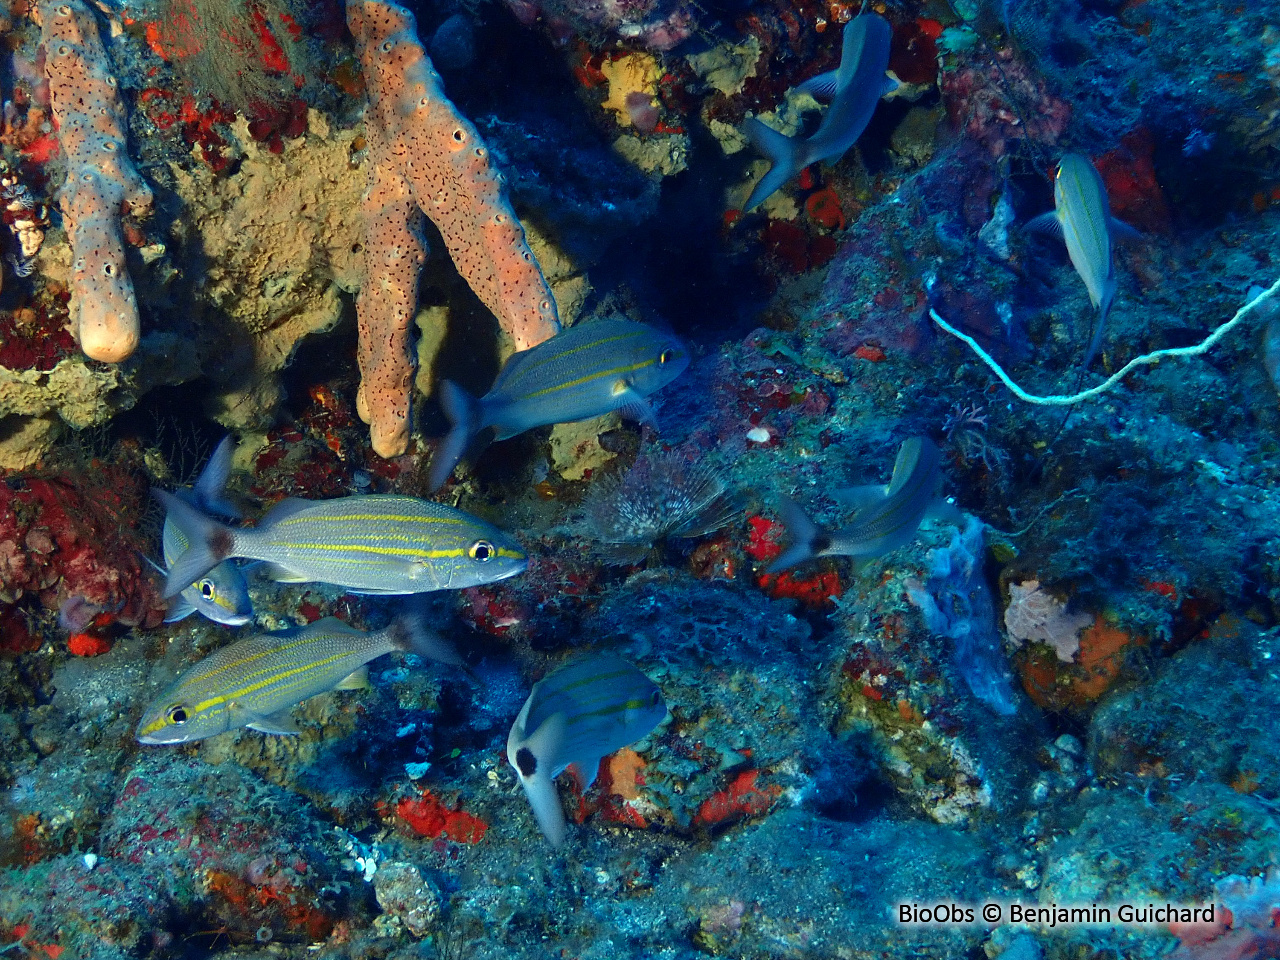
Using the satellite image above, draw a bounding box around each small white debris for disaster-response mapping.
[82,852,98,871]
[746,426,771,444]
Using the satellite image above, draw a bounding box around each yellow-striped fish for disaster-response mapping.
[427,318,689,490]
[769,437,960,572]
[136,612,460,744]
[507,655,667,847]
[153,492,527,598]
[1026,154,1140,367]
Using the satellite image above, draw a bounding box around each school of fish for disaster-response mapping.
[132,18,1141,846]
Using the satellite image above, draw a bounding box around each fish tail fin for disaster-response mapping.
[511,712,570,847]
[766,498,827,573]
[152,489,235,599]
[387,608,464,668]
[193,436,241,519]
[1081,281,1116,369]
[428,380,481,492]
[743,118,800,213]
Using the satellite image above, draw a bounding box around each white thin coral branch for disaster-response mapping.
[930,276,1280,406]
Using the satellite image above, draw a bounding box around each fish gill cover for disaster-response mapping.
[0,0,1279,956]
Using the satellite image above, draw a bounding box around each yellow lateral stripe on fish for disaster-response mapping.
[274,513,470,527]
[522,358,660,400]
[184,632,359,691]
[192,648,365,714]
[513,330,649,375]
[273,543,468,558]
[564,698,655,727]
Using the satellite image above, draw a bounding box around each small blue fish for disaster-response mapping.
[507,655,667,847]
[741,14,896,212]
[154,492,527,598]
[1025,154,1140,368]
[428,318,689,491]
[769,437,959,572]
[152,437,253,627]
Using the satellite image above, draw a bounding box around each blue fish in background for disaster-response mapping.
[153,437,253,627]
[1025,154,1141,368]
[427,318,689,491]
[741,13,897,213]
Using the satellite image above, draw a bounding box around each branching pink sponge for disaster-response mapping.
[348,0,561,457]
[40,0,153,363]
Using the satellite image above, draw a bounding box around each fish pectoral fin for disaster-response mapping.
[1110,217,1142,243]
[879,72,901,97]
[796,69,839,101]
[163,598,196,623]
[565,758,602,793]
[1024,211,1063,240]
[235,704,302,736]
[334,665,371,691]
[261,562,310,584]
[616,389,658,429]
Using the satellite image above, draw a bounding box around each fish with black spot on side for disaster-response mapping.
[148,436,253,627]
[1025,153,1141,368]
[427,317,689,491]
[740,13,897,213]
[153,492,527,598]
[507,654,668,848]
[768,437,960,572]
[136,611,461,744]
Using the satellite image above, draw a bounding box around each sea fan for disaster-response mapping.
[579,448,740,563]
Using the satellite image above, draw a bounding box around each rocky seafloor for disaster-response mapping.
[2,0,1280,956]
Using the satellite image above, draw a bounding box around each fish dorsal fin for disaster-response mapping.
[1024,211,1063,240]
[334,665,370,691]
[886,438,926,498]
[260,497,314,527]
[232,703,302,735]
[796,69,839,101]
[193,437,242,519]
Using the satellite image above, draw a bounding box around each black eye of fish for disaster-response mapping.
[199,580,214,599]
[658,349,674,365]
[469,540,494,562]
[167,706,188,725]
[649,690,661,707]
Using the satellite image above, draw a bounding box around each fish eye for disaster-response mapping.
[167,705,188,725]
[658,349,675,365]
[469,539,495,562]
[199,580,215,599]
[649,689,661,707]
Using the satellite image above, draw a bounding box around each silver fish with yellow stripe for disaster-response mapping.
[155,437,253,627]
[1026,153,1140,368]
[507,654,667,847]
[136,612,460,744]
[428,318,689,490]
[769,437,960,572]
[153,492,527,598]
